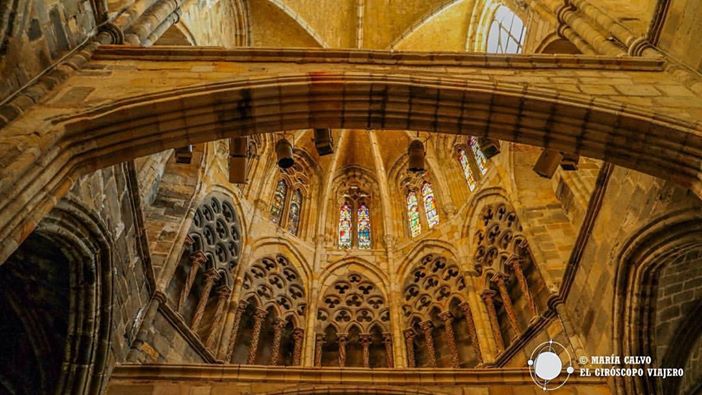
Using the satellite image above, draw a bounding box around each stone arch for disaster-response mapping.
[315,270,392,368]
[613,208,702,395]
[3,71,702,265]
[0,197,113,394]
[535,32,582,54]
[246,238,313,291]
[206,183,250,241]
[397,239,460,282]
[321,257,390,298]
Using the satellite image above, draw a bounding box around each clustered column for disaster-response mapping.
[205,286,231,349]
[492,273,520,339]
[481,289,505,352]
[439,312,460,368]
[292,328,305,366]
[314,334,325,367]
[177,251,207,311]
[338,334,348,367]
[459,302,483,364]
[190,268,219,332]
[246,309,268,364]
[404,329,416,368]
[508,259,538,318]
[382,333,394,368]
[225,302,249,361]
[419,321,437,367]
[270,319,287,365]
[360,334,372,368]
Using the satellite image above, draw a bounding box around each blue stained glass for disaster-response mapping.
[357,203,371,249]
[339,202,353,248]
[422,182,440,229]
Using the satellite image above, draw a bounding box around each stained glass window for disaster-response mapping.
[458,148,477,192]
[287,189,303,235]
[486,5,526,54]
[422,182,440,229]
[469,136,488,175]
[271,179,288,224]
[357,203,371,249]
[407,192,421,238]
[339,202,353,249]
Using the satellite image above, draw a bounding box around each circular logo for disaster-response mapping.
[527,340,574,391]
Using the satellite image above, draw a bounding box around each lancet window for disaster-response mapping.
[486,5,526,54]
[337,186,372,249]
[269,160,309,236]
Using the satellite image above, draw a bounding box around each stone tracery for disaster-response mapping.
[168,193,243,350]
[316,272,392,368]
[472,202,545,351]
[401,254,482,368]
[229,254,307,366]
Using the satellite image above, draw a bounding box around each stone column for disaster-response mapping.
[314,334,325,367]
[419,321,437,368]
[338,334,348,367]
[493,274,521,339]
[360,334,372,368]
[225,301,248,362]
[481,289,505,352]
[270,319,287,365]
[383,333,394,368]
[459,302,483,364]
[439,312,460,368]
[178,251,207,311]
[404,329,416,368]
[509,259,538,318]
[190,269,218,333]
[205,287,231,350]
[246,308,268,364]
[292,328,305,366]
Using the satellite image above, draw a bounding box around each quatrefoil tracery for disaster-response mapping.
[317,272,389,333]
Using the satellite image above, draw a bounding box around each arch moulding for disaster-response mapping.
[0,47,700,265]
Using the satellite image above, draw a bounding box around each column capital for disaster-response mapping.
[274,319,288,329]
[382,332,393,343]
[359,334,373,344]
[253,308,268,320]
[419,320,433,331]
[236,300,249,312]
[292,327,305,339]
[190,250,208,266]
[438,311,453,323]
[403,328,416,340]
[481,288,497,302]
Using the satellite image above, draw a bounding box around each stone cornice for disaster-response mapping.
[92,46,665,71]
[109,364,606,386]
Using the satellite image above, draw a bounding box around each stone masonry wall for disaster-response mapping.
[66,162,153,367]
[0,0,96,102]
